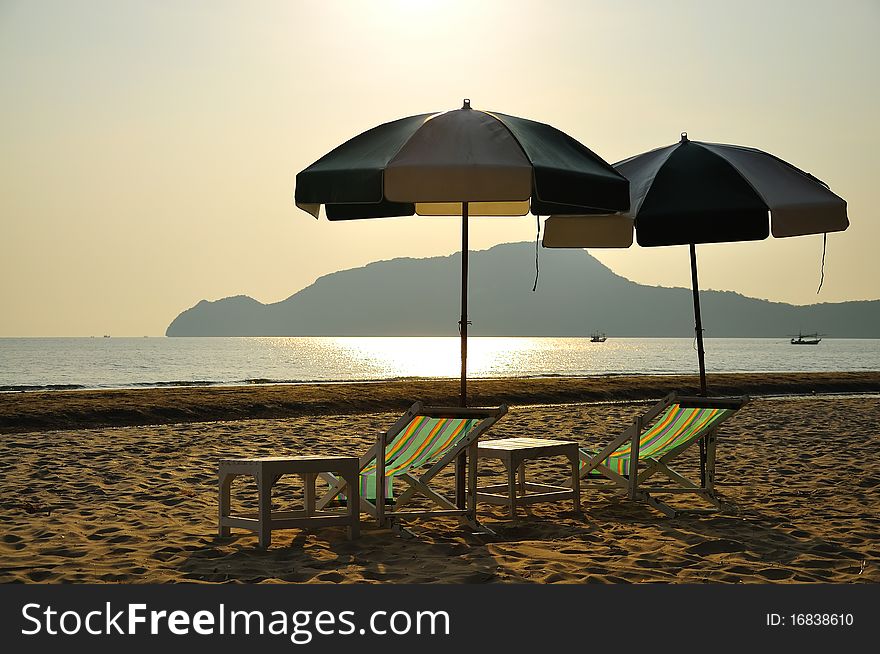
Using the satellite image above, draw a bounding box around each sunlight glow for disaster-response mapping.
[286,337,594,379]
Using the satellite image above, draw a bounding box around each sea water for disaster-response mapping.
[1,337,878,392]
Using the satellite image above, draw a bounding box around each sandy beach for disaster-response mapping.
[1,374,878,584]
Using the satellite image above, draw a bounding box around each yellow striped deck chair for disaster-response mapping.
[317,402,507,530]
[579,393,748,516]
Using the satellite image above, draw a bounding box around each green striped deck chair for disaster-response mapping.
[579,393,748,517]
[316,402,507,530]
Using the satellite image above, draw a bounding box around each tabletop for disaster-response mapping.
[477,437,577,452]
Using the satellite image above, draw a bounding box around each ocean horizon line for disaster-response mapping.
[2,335,878,340]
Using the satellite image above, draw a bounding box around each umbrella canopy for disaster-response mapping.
[296,99,629,221]
[543,133,849,394]
[295,100,630,407]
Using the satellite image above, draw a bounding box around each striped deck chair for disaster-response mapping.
[316,402,507,530]
[579,393,748,517]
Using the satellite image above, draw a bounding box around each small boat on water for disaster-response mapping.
[590,331,607,343]
[790,332,821,345]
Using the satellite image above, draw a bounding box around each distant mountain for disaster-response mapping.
[166,242,880,338]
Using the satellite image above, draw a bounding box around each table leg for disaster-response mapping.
[257,472,272,549]
[518,462,526,497]
[218,469,233,537]
[303,473,316,517]
[507,458,517,518]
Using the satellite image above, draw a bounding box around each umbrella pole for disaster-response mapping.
[460,202,469,408]
[455,202,469,509]
[689,243,708,487]
[689,243,708,396]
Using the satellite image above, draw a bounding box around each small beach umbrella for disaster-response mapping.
[295,100,630,407]
[543,133,849,395]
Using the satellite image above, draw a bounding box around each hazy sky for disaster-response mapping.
[1,0,878,336]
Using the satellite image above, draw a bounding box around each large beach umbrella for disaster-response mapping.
[543,133,849,395]
[295,100,630,407]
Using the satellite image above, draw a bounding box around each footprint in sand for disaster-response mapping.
[800,558,837,571]
[756,567,793,580]
[151,546,183,561]
[110,546,139,555]
[26,569,57,582]
[38,547,87,558]
[685,539,746,556]
[427,543,470,556]
[809,541,841,554]
[726,565,754,575]
[459,570,495,583]
[634,558,665,569]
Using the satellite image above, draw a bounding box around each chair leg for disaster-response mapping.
[345,469,360,540]
[315,473,346,510]
[467,441,478,522]
[455,452,467,510]
[569,451,581,513]
[699,439,707,488]
[465,518,498,537]
[644,493,677,518]
[627,416,642,501]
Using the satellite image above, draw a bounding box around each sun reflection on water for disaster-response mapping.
[312,337,566,378]
[261,336,649,380]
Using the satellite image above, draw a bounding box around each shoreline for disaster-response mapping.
[1,371,879,434]
[3,367,880,394]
